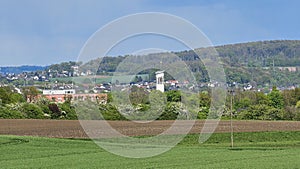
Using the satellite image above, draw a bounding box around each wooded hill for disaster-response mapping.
[217,40,300,67]
[79,40,300,87]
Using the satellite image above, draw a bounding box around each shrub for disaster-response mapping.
[238,110,253,120]
[100,104,126,120]
[21,103,44,119]
[197,111,207,119]
[294,109,300,121]
[0,106,24,119]
[265,108,284,120]
[48,103,62,119]
[283,106,298,120]
[165,90,181,102]
[158,102,179,120]
[59,102,77,120]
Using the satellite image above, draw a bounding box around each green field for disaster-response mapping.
[50,74,150,84]
[1,131,300,168]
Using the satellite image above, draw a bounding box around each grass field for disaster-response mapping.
[1,131,299,168]
[50,74,150,84]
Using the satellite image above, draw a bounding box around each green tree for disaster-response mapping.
[0,105,24,119]
[106,93,113,103]
[21,103,44,119]
[238,104,270,120]
[10,93,25,103]
[35,97,51,117]
[158,102,179,120]
[198,92,210,119]
[165,90,181,102]
[268,86,284,109]
[234,97,251,111]
[100,104,126,120]
[0,87,11,105]
[0,86,25,105]
[264,108,284,120]
[255,92,270,105]
[59,102,77,120]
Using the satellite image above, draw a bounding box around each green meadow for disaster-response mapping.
[50,74,150,84]
[1,131,299,169]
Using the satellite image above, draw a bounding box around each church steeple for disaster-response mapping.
[156,71,164,92]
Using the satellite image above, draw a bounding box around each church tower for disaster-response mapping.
[155,71,164,92]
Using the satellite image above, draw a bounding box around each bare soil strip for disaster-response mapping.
[0,119,299,138]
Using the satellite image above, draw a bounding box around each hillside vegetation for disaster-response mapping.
[79,40,300,86]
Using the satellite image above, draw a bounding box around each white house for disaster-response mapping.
[42,89,76,95]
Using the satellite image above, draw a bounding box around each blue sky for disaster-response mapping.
[1,0,300,66]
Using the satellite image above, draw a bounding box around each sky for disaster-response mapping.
[1,0,300,66]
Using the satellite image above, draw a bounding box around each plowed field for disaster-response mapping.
[0,119,299,138]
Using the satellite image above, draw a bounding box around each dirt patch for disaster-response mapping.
[0,119,299,138]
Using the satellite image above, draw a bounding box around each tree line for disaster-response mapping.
[64,86,300,121]
[224,86,300,120]
[1,85,299,121]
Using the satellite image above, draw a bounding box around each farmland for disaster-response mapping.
[0,120,300,168]
[0,131,299,168]
[1,119,299,138]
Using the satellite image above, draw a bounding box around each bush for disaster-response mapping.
[100,104,126,120]
[294,109,300,121]
[238,110,254,120]
[165,90,181,102]
[48,103,62,119]
[197,111,207,119]
[197,106,209,119]
[59,102,77,120]
[265,108,284,120]
[21,103,44,119]
[0,87,25,105]
[158,102,179,120]
[283,106,299,120]
[74,101,120,120]
[0,106,24,119]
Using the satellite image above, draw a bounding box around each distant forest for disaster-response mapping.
[80,40,300,87]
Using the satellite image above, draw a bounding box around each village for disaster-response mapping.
[1,64,299,106]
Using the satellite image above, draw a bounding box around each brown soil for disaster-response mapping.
[0,119,299,138]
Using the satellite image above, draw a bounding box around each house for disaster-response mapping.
[28,89,107,104]
[42,93,107,104]
[278,67,298,72]
[42,89,75,95]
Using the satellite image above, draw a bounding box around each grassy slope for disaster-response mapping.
[51,74,150,84]
[0,131,299,169]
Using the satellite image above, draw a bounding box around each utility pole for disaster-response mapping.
[230,90,234,148]
[229,87,235,148]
